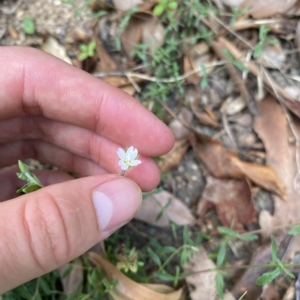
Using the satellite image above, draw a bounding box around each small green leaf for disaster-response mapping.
[217,241,227,266]
[253,43,263,58]
[17,172,27,180]
[147,247,161,266]
[23,17,35,35]
[88,40,96,53]
[275,257,295,279]
[238,234,259,241]
[180,247,188,265]
[79,52,88,61]
[79,44,87,52]
[156,198,172,221]
[216,273,224,299]
[233,60,248,72]
[270,236,278,262]
[288,225,300,236]
[182,226,189,244]
[20,184,42,194]
[217,226,239,238]
[18,160,30,173]
[17,161,43,194]
[153,4,165,16]
[168,1,178,9]
[154,271,174,281]
[256,267,281,285]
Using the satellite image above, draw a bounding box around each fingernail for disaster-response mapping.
[92,178,141,232]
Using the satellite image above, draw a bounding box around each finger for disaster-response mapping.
[0,116,156,173]
[0,47,174,156]
[0,166,74,201]
[0,175,142,293]
[0,140,161,191]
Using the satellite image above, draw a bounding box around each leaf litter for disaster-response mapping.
[5,0,300,298]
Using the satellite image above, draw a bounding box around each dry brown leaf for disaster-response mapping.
[256,38,286,69]
[217,0,298,18]
[186,86,219,127]
[231,243,272,299]
[183,42,216,85]
[253,96,300,234]
[134,190,195,227]
[231,235,289,299]
[121,85,136,95]
[241,0,298,18]
[169,107,193,140]
[220,96,247,116]
[88,252,185,300]
[122,13,165,57]
[258,284,280,300]
[190,134,285,199]
[112,0,143,11]
[58,259,83,294]
[41,37,72,65]
[157,139,190,172]
[197,177,255,231]
[93,23,131,87]
[184,246,217,300]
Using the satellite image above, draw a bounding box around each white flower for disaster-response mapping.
[117,146,142,171]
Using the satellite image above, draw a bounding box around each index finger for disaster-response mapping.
[0,47,174,156]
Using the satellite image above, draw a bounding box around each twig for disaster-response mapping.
[212,39,252,106]
[211,13,254,49]
[219,37,296,104]
[93,61,226,83]
[127,223,150,239]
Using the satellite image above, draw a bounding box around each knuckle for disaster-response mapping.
[22,192,71,272]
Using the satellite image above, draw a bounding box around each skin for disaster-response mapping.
[0,47,174,293]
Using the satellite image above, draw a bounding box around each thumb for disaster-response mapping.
[0,175,141,293]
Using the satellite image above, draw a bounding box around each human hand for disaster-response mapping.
[0,47,174,293]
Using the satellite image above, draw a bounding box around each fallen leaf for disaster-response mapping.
[231,243,271,299]
[93,20,131,87]
[186,85,219,127]
[157,139,190,172]
[190,134,285,199]
[258,284,280,300]
[217,0,298,18]
[58,259,83,294]
[197,177,255,231]
[231,235,289,299]
[41,37,72,65]
[88,252,185,300]
[134,190,195,227]
[241,0,298,18]
[253,96,300,241]
[112,0,143,11]
[122,13,165,57]
[183,42,216,85]
[184,246,218,300]
[169,107,193,140]
[220,96,247,116]
[256,38,286,69]
[121,84,136,95]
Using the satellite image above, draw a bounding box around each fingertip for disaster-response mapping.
[124,156,161,192]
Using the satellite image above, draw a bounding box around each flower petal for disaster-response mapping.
[117,148,126,160]
[130,160,141,166]
[130,148,138,160]
[119,161,129,170]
